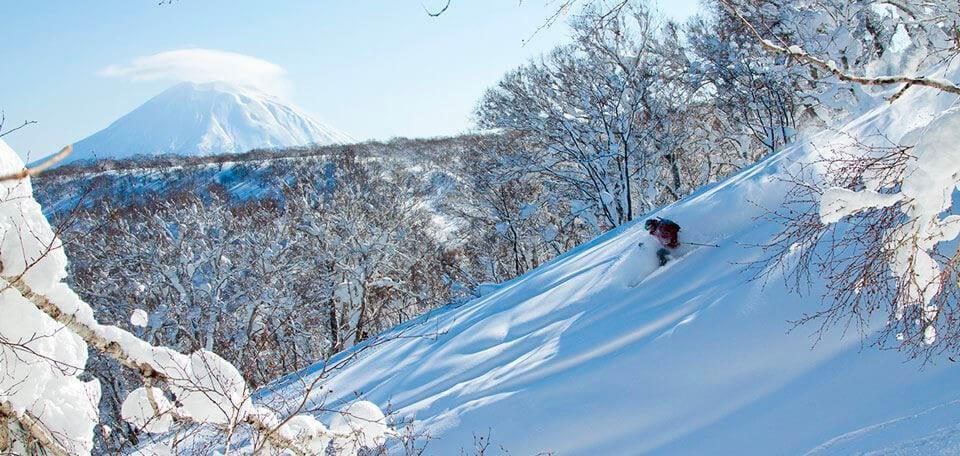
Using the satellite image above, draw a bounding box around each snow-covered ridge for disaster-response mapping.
[64,82,353,165]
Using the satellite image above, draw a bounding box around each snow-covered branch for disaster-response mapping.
[717,0,960,96]
[4,275,168,382]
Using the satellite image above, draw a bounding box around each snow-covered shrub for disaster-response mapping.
[730,0,960,359]
[816,107,960,350]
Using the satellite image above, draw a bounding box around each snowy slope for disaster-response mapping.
[244,79,960,454]
[65,82,352,164]
[146,76,960,454]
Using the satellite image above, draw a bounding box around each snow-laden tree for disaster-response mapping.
[742,0,960,358]
[477,2,758,234]
[686,2,813,160]
[283,150,452,354]
[67,191,339,451]
[713,0,960,99]
[72,191,327,385]
[444,134,595,283]
[478,5,676,229]
[0,138,394,454]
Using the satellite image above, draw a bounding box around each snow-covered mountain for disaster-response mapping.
[66,82,352,164]
[196,75,960,454]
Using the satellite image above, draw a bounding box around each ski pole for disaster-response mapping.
[685,241,720,248]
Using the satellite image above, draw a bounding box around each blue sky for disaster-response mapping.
[2,0,701,160]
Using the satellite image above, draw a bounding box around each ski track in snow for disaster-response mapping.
[805,399,960,455]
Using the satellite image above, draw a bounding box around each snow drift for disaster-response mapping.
[249,72,960,453]
[65,82,352,165]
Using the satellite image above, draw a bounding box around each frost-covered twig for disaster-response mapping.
[717,0,960,96]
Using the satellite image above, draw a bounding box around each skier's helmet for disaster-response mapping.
[644,219,658,231]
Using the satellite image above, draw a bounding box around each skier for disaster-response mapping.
[643,218,680,266]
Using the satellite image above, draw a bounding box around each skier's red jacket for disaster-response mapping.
[647,219,680,249]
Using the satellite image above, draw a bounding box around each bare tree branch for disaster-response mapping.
[0,113,38,139]
[0,401,71,456]
[424,0,452,17]
[0,145,72,182]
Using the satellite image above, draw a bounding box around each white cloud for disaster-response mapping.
[100,48,291,97]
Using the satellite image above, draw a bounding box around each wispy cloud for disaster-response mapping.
[100,48,291,97]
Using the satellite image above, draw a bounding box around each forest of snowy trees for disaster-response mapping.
[3,0,960,454]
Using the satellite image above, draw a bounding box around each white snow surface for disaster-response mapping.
[256,74,960,454]
[0,139,101,454]
[65,82,353,164]
[121,387,174,434]
[130,308,149,327]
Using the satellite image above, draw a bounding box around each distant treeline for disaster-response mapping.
[39,134,488,178]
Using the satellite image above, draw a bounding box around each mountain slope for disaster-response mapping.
[222,76,960,454]
[135,73,960,454]
[66,82,352,164]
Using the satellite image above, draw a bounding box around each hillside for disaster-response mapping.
[196,75,960,454]
[64,82,352,165]
[11,2,960,455]
[33,136,471,216]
